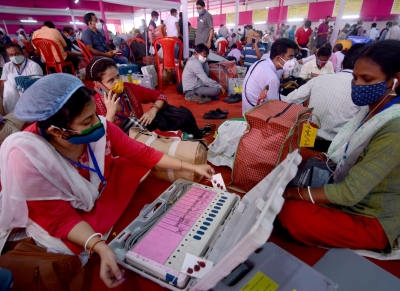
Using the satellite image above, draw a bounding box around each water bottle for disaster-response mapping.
[127,70,133,83]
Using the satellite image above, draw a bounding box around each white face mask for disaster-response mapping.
[10,55,25,65]
[279,57,295,71]
[95,22,103,30]
[198,54,207,63]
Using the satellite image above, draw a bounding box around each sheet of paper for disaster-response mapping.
[300,123,318,147]
[353,248,400,261]
[180,253,213,279]
[211,173,226,190]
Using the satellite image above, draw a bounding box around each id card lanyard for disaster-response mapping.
[16,59,28,75]
[64,144,107,195]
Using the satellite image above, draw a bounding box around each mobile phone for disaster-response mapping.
[94,82,109,96]
[252,38,256,43]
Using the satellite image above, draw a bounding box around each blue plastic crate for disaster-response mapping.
[117,64,139,75]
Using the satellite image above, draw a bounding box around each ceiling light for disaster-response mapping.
[75,0,79,3]
[287,18,304,22]
[70,21,84,25]
[266,6,269,9]
[66,7,69,10]
[254,21,266,24]
[21,19,37,23]
[342,15,359,19]
[226,23,235,26]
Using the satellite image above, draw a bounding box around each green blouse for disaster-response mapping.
[324,117,400,248]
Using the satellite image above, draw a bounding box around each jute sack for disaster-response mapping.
[129,128,208,182]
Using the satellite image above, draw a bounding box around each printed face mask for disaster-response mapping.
[53,116,105,145]
[351,81,390,106]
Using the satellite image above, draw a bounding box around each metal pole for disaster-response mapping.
[207,0,209,11]
[234,0,239,34]
[70,10,77,30]
[277,0,283,38]
[220,0,222,15]
[330,0,346,47]
[182,0,189,58]
[98,0,110,42]
[3,20,9,35]
[193,4,195,18]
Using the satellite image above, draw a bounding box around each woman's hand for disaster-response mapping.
[96,243,125,288]
[104,91,120,121]
[139,109,157,126]
[194,164,215,180]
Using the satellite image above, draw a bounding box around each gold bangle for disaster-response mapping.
[152,103,161,110]
[88,240,106,258]
[297,187,305,200]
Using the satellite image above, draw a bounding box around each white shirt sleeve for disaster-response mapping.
[298,62,311,79]
[285,78,314,103]
[0,63,10,81]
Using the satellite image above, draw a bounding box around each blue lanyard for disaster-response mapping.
[16,59,28,75]
[115,92,133,120]
[342,70,352,74]
[64,144,106,184]
[344,95,400,158]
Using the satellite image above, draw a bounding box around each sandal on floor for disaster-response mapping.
[201,123,216,137]
[203,110,227,119]
[216,108,228,115]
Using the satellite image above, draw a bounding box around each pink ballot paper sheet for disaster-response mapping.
[132,187,217,264]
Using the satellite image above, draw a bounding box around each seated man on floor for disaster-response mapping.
[32,21,80,73]
[240,30,266,70]
[0,43,43,114]
[242,39,298,113]
[182,44,225,104]
[285,44,365,152]
[81,12,128,65]
[298,46,334,80]
[0,93,25,144]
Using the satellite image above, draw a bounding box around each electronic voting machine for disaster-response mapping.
[109,150,338,290]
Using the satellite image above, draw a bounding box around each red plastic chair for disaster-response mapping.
[125,37,136,61]
[32,38,75,75]
[134,38,146,45]
[153,37,183,91]
[76,39,93,64]
[218,40,228,53]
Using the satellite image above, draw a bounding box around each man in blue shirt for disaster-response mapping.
[240,30,265,70]
[288,25,296,41]
[81,12,128,65]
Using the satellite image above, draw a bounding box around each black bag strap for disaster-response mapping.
[244,59,267,107]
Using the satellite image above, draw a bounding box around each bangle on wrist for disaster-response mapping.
[152,103,161,110]
[297,187,305,200]
[307,186,315,204]
[88,240,106,258]
[84,233,102,251]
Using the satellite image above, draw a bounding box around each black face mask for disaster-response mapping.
[325,21,329,24]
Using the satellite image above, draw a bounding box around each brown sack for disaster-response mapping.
[130,128,207,182]
[0,238,84,291]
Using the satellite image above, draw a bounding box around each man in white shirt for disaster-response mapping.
[333,43,345,73]
[218,24,229,39]
[298,46,334,80]
[242,38,298,113]
[367,23,380,41]
[285,44,364,151]
[165,8,182,59]
[385,20,400,40]
[1,43,43,114]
